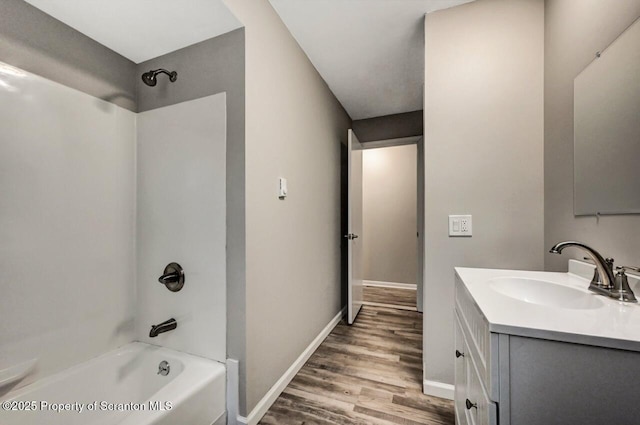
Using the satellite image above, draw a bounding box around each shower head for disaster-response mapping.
[141,69,177,87]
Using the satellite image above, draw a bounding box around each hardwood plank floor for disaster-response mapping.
[259,303,453,425]
[363,286,417,310]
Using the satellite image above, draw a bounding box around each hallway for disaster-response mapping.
[259,300,453,424]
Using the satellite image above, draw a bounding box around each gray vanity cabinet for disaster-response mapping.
[454,275,640,425]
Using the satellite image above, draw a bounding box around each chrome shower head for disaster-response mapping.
[141,69,177,87]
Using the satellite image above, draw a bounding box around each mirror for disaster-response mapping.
[574,17,640,216]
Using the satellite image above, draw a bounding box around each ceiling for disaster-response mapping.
[270,0,473,120]
[23,0,242,63]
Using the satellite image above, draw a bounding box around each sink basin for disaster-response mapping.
[488,277,604,310]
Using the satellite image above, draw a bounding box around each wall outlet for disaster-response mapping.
[449,215,472,237]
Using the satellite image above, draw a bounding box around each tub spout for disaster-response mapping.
[149,318,177,338]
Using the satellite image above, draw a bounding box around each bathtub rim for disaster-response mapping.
[0,341,226,425]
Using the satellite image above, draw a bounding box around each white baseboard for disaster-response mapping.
[236,308,346,425]
[363,280,417,290]
[423,379,454,400]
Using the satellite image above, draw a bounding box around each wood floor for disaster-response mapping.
[259,289,453,425]
[363,286,417,310]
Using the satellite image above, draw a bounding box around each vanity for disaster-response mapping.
[454,260,640,425]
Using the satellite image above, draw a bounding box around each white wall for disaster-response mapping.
[0,62,136,390]
[223,0,352,415]
[423,0,544,389]
[136,94,227,362]
[363,145,417,285]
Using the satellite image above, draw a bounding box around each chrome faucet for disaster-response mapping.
[549,241,637,303]
[149,318,177,338]
[549,241,615,291]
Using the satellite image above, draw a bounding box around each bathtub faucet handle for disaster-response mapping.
[158,272,180,283]
[158,262,185,292]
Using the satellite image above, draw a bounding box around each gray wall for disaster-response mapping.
[224,0,352,416]
[136,29,244,113]
[363,145,417,284]
[0,0,136,111]
[353,110,423,142]
[544,0,640,271]
[136,28,247,412]
[423,0,544,387]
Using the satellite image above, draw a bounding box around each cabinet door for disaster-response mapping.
[467,351,498,425]
[454,313,469,425]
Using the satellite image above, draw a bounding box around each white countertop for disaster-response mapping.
[455,260,640,352]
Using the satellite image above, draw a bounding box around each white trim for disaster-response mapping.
[363,280,417,290]
[226,359,240,425]
[423,379,455,400]
[236,308,346,425]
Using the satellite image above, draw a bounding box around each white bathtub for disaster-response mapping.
[0,343,226,425]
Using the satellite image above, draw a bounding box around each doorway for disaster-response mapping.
[345,133,425,322]
[361,143,419,311]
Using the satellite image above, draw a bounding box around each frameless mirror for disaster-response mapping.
[574,17,640,216]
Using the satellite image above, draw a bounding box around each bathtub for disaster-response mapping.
[0,343,226,425]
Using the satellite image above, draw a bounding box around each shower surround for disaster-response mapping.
[0,59,228,422]
[0,62,137,389]
[136,93,227,362]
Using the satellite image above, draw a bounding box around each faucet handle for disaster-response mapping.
[616,266,640,274]
[611,267,638,303]
[603,258,615,273]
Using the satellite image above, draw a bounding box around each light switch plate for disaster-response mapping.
[449,215,472,237]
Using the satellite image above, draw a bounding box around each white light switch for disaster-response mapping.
[278,177,288,199]
[449,215,472,237]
